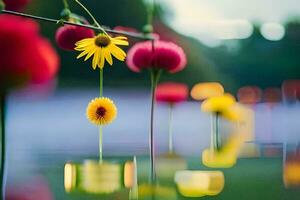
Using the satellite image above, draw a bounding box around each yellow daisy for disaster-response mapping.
[75,33,129,69]
[86,97,117,126]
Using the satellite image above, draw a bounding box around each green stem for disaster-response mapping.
[211,113,221,151]
[99,126,103,163]
[149,69,162,184]
[98,68,103,163]
[99,69,103,97]
[146,0,155,25]
[62,0,69,9]
[168,103,174,153]
[73,0,107,34]
[0,94,6,199]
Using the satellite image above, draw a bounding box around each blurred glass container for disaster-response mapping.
[174,170,224,197]
[156,153,187,183]
[64,158,137,194]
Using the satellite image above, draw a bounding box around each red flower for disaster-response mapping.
[237,86,262,104]
[282,80,300,102]
[55,24,95,51]
[0,15,59,91]
[3,0,31,11]
[126,40,186,73]
[155,82,188,104]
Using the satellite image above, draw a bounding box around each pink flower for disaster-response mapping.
[237,86,262,104]
[126,40,187,73]
[55,25,95,51]
[0,15,60,91]
[155,82,188,103]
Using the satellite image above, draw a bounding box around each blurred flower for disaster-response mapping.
[155,82,188,104]
[201,94,236,117]
[191,82,224,101]
[126,40,186,73]
[55,24,95,51]
[263,87,281,104]
[3,0,31,11]
[282,80,300,102]
[0,15,59,91]
[284,149,300,188]
[7,176,53,200]
[113,26,138,34]
[86,97,117,126]
[75,33,128,69]
[237,86,262,104]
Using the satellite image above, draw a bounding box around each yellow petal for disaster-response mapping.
[75,38,94,47]
[112,38,129,46]
[104,49,113,66]
[92,49,101,70]
[110,44,126,61]
[99,49,105,69]
[114,36,128,40]
[77,50,89,59]
[84,46,97,61]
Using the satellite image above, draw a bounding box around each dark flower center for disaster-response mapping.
[95,35,111,47]
[96,106,106,118]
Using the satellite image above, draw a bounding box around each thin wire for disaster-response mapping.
[1,10,154,40]
[73,0,106,34]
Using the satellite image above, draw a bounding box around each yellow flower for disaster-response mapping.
[86,97,117,126]
[75,33,129,69]
[201,93,235,113]
[190,82,224,101]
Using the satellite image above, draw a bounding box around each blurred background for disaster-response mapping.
[2,0,300,199]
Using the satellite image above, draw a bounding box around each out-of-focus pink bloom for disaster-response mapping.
[30,39,60,83]
[55,24,95,51]
[156,82,188,104]
[237,86,262,104]
[7,177,53,200]
[0,15,60,91]
[263,87,281,104]
[3,0,31,11]
[282,80,300,102]
[113,26,138,33]
[126,40,187,73]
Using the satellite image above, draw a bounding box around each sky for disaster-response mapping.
[157,0,300,46]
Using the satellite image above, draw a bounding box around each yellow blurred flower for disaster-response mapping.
[75,33,128,69]
[202,131,247,168]
[86,97,117,126]
[201,93,238,121]
[191,82,224,101]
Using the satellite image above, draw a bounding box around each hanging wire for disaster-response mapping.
[1,10,154,40]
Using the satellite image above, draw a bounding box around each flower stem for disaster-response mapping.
[211,113,221,151]
[149,69,162,184]
[1,10,154,40]
[0,94,6,199]
[99,68,103,97]
[99,126,103,163]
[168,103,174,153]
[99,68,103,163]
[73,0,107,34]
[62,0,69,9]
